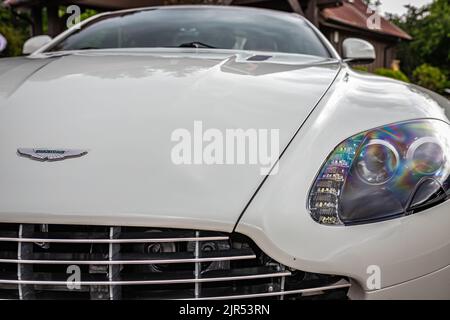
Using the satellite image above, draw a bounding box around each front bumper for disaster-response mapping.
[237,191,450,299]
[1,203,448,300]
[350,265,450,300]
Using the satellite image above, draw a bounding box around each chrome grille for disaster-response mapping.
[0,223,350,300]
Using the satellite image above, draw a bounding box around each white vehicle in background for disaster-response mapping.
[0,6,448,300]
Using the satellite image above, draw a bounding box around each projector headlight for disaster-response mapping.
[308,120,450,225]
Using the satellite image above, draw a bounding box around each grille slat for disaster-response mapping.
[194,231,201,299]
[0,268,292,286]
[17,224,34,299]
[189,279,351,300]
[0,249,256,265]
[0,223,350,300]
[108,226,121,300]
[0,236,229,244]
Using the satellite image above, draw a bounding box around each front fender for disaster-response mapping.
[235,67,450,298]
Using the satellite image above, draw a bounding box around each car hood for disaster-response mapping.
[0,50,340,231]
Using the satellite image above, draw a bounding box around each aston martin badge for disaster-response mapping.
[17,148,88,161]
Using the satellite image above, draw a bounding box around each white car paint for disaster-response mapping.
[237,67,450,299]
[0,50,340,231]
[0,6,449,299]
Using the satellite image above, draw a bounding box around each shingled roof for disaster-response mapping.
[321,0,412,40]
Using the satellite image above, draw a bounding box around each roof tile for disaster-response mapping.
[322,0,412,40]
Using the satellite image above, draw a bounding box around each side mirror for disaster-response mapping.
[23,35,52,55]
[0,33,7,54]
[342,38,376,64]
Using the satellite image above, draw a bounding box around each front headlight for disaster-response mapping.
[308,119,450,225]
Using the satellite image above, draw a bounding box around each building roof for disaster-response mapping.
[321,0,412,40]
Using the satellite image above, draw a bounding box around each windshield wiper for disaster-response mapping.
[178,42,216,49]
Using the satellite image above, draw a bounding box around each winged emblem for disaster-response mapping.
[17,148,88,161]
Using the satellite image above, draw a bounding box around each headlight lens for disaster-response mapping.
[355,140,400,185]
[308,120,450,225]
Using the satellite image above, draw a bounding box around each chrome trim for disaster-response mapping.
[280,265,286,301]
[17,224,24,300]
[0,236,229,244]
[108,226,121,300]
[0,255,257,265]
[186,280,351,300]
[0,271,292,286]
[194,230,201,299]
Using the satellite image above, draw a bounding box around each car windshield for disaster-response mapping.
[46,7,331,57]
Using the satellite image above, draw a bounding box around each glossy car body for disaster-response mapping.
[0,6,448,299]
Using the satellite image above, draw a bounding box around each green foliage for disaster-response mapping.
[387,0,450,81]
[0,24,25,57]
[412,64,448,93]
[374,68,410,83]
[0,6,98,57]
[58,6,98,22]
[0,8,29,57]
[352,66,369,72]
[80,9,98,21]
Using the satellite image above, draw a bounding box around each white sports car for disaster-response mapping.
[0,6,448,300]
